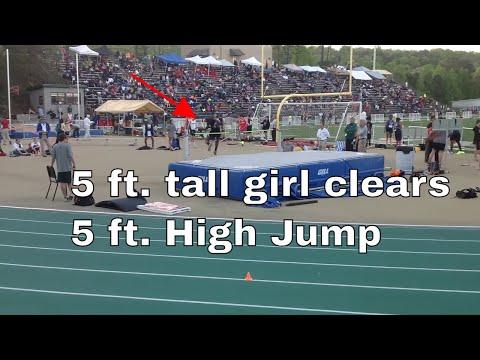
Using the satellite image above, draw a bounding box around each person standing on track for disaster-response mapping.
[429,126,447,175]
[261,116,270,141]
[344,117,358,152]
[385,114,394,145]
[316,123,329,151]
[1,116,11,147]
[165,119,176,150]
[425,116,434,164]
[356,119,368,153]
[83,114,92,139]
[144,118,155,149]
[473,119,480,169]
[37,116,52,157]
[366,116,373,147]
[50,133,77,201]
[394,117,402,147]
[206,116,223,156]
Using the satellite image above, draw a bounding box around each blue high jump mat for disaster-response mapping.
[168,151,384,203]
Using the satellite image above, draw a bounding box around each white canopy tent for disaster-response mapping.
[69,45,99,118]
[186,56,222,74]
[349,70,372,80]
[69,45,99,56]
[310,66,326,73]
[186,55,209,65]
[283,64,303,72]
[366,70,386,80]
[219,59,235,67]
[203,56,222,66]
[241,57,262,66]
[300,65,315,72]
[300,65,327,73]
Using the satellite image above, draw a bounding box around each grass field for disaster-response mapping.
[281,118,479,144]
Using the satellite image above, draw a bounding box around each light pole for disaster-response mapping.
[6,48,11,129]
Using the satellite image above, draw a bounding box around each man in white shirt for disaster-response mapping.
[316,123,330,151]
[189,119,197,146]
[11,138,28,156]
[83,115,92,138]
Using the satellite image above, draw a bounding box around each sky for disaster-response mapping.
[323,45,480,52]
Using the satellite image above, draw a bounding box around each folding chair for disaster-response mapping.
[46,165,59,201]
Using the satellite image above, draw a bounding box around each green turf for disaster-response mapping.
[0,207,479,314]
[280,117,480,144]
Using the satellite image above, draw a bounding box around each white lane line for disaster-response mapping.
[0,286,387,315]
[0,217,479,243]
[1,229,479,256]
[1,261,479,294]
[0,243,479,273]
[1,204,479,229]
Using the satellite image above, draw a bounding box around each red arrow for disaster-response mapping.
[130,73,196,119]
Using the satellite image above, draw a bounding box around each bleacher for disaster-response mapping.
[55,48,444,120]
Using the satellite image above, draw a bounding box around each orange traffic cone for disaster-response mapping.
[244,272,253,281]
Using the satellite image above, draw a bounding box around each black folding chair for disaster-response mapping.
[46,165,59,201]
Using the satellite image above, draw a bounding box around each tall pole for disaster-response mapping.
[349,46,353,93]
[261,45,264,99]
[373,46,377,70]
[184,118,190,160]
[76,53,81,119]
[6,48,11,128]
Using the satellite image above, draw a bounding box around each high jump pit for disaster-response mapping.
[168,151,385,203]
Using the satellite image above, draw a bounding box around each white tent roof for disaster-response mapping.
[241,57,262,66]
[300,65,315,72]
[300,65,326,73]
[311,66,326,73]
[349,70,372,80]
[186,55,208,65]
[366,70,386,80]
[283,64,303,72]
[69,45,99,56]
[219,59,235,67]
[203,56,222,66]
